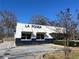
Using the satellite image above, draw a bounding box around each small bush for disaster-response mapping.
[53,40,79,47]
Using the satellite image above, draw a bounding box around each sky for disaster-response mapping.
[0,0,79,23]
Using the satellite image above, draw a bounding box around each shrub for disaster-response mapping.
[53,40,79,47]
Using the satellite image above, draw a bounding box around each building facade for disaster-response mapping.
[15,23,66,45]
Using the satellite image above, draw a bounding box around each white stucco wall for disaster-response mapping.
[15,23,66,39]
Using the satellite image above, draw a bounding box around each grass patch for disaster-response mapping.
[44,48,79,59]
[69,48,79,59]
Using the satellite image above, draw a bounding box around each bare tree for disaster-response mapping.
[0,10,17,37]
[30,15,49,25]
[48,20,60,27]
[0,24,4,41]
[77,9,79,28]
[76,9,79,39]
[77,9,79,21]
[0,12,4,40]
[57,8,78,40]
[57,8,76,59]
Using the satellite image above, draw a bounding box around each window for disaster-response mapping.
[41,34,44,39]
[27,33,31,39]
[36,33,45,39]
[21,32,31,39]
[36,34,40,39]
[21,32,26,39]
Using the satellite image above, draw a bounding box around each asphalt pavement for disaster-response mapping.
[0,42,65,59]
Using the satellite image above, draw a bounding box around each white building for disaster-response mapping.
[15,23,66,45]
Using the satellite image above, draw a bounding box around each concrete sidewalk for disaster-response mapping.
[0,41,16,50]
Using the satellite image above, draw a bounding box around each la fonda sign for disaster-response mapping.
[25,24,42,28]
